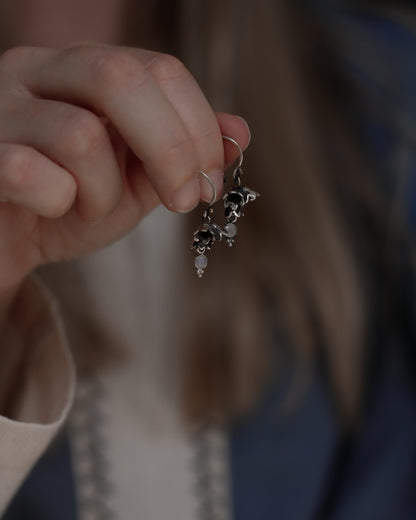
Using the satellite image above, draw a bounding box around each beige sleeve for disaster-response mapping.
[0,275,75,514]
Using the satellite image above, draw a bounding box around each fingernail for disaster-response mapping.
[200,168,224,203]
[170,175,200,213]
[235,115,251,146]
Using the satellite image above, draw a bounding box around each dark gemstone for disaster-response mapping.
[198,230,213,242]
[225,192,244,206]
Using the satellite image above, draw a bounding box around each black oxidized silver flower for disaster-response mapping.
[192,222,223,254]
[223,186,259,223]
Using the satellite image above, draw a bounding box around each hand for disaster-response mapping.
[0,43,250,291]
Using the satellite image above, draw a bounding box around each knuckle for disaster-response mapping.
[86,184,123,220]
[59,109,105,158]
[0,46,30,68]
[0,147,35,191]
[59,42,105,66]
[0,146,76,218]
[0,46,32,79]
[90,51,147,92]
[80,196,119,222]
[146,53,188,82]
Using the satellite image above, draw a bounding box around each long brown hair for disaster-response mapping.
[176,0,389,427]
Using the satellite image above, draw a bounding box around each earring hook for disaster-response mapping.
[222,135,243,169]
[198,169,217,207]
[197,136,243,207]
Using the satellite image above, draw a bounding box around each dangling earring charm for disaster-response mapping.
[191,170,223,277]
[222,136,259,246]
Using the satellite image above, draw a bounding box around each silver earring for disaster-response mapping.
[191,170,223,278]
[222,136,259,247]
[191,136,259,277]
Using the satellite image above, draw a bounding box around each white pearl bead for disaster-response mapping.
[194,254,208,269]
[224,223,238,238]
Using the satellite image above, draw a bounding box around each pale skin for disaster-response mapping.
[0,2,250,316]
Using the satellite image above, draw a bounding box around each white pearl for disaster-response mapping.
[194,254,208,269]
[224,223,238,238]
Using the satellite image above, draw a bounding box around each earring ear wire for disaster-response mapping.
[198,169,217,207]
[222,135,243,170]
